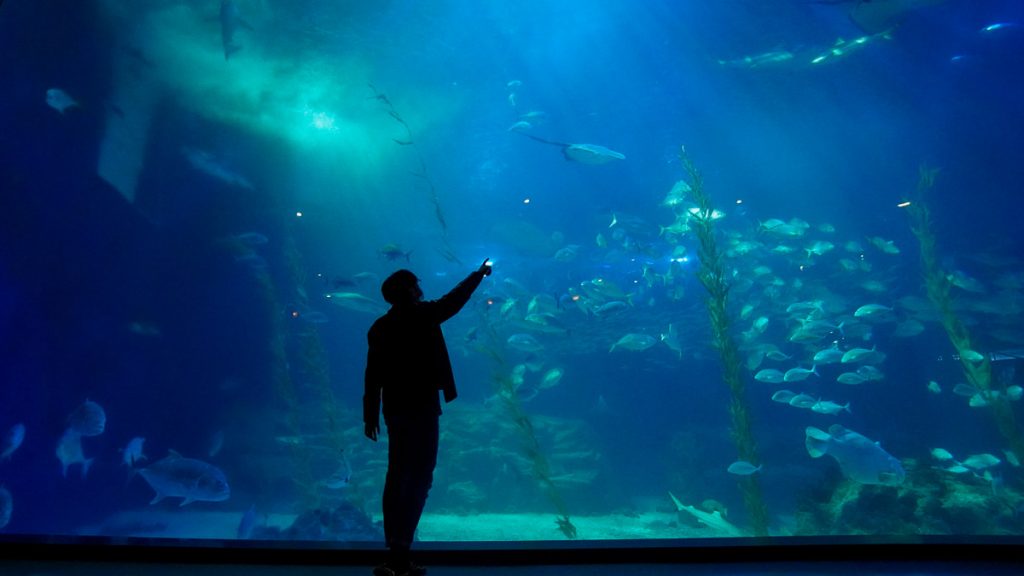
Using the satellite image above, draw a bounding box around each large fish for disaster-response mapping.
[138,451,230,506]
[518,133,625,165]
[805,425,905,485]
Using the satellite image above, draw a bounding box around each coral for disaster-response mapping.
[796,458,1024,535]
[676,147,769,536]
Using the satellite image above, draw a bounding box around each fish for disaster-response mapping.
[507,333,544,353]
[841,346,880,364]
[784,365,819,382]
[755,369,786,384]
[789,394,818,409]
[809,29,893,65]
[46,88,79,114]
[811,400,851,415]
[717,50,795,69]
[540,368,564,389]
[854,304,894,319]
[68,400,106,437]
[855,365,885,381]
[182,147,254,190]
[952,383,978,397]
[805,425,905,486]
[805,241,835,257]
[220,0,254,60]
[867,236,900,255]
[981,22,1018,33]
[668,492,744,536]
[518,133,625,165]
[324,292,387,315]
[927,380,942,394]
[727,461,762,475]
[660,324,683,359]
[378,244,412,262]
[320,454,352,490]
[121,437,147,467]
[0,485,10,529]
[837,372,867,385]
[593,301,629,317]
[138,451,230,506]
[892,319,925,338]
[609,333,658,353]
[962,453,1001,470]
[930,448,955,461]
[1,423,25,461]
[771,390,797,403]
[813,344,845,365]
[960,349,985,362]
[56,429,93,478]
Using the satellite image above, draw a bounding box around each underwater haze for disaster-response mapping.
[1,0,1023,542]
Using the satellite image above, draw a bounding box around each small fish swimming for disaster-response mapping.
[770,389,797,404]
[507,333,544,353]
[56,429,93,478]
[1,424,25,461]
[46,88,79,114]
[138,451,230,506]
[320,454,353,490]
[540,368,564,389]
[68,400,106,437]
[930,448,955,461]
[121,437,147,468]
[324,292,387,315]
[755,369,786,384]
[609,333,658,353]
[727,460,762,475]
[811,400,851,415]
[784,365,819,382]
[805,425,905,486]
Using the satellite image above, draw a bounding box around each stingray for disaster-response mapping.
[519,133,625,165]
[844,0,947,34]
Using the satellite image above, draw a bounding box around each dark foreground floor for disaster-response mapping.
[1,537,1022,576]
[3,559,1023,576]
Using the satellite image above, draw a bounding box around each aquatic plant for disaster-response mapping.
[677,147,770,536]
[476,312,578,539]
[905,166,1024,461]
[369,84,461,264]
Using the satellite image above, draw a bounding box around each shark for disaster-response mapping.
[668,491,745,537]
[518,133,625,165]
[220,0,253,60]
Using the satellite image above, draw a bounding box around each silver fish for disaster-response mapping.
[138,451,230,506]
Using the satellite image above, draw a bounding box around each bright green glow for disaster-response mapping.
[101,2,463,190]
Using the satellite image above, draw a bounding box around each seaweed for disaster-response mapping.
[904,165,1024,462]
[476,311,578,539]
[369,84,461,265]
[677,147,770,536]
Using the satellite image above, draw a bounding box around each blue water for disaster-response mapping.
[0,0,1022,540]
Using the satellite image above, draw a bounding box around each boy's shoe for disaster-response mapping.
[372,561,427,576]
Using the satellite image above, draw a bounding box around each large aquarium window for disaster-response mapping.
[1,0,1023,547]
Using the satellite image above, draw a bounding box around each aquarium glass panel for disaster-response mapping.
[1,0,1023,545]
